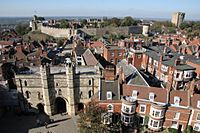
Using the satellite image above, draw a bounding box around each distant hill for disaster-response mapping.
[0,17,31,24]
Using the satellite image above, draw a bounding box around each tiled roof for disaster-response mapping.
[0,41,14,45]
[169,90,189,107]
[123,84,168,103]
[90,41,104,48]
[100,79,120,100]
[191,94,200,109]
[82,49,99,66]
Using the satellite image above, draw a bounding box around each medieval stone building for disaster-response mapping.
[15,63,101,116]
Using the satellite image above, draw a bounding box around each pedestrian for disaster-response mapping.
[36,119,40,126]
[44,121,48,128]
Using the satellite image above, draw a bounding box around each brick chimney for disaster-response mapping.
[104,65,116,81]
[174,58,181,66]
[159,54,163,63]
[15,45,22,53]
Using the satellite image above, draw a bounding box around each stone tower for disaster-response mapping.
[40,64,54,115]
[65,63,76,115]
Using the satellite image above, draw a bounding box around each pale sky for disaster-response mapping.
[0,0,200,20]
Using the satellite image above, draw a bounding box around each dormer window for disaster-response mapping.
[149,92,155,102]
[174,96,180,106]
[197,101,200,108]
[132,90,138,99]
[107,104,113,112]
[107,91,112,100]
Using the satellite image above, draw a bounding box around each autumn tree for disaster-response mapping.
[78,101,107,133]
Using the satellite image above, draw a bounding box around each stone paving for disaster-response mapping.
[0,111,79,133]
[29,113,78,133]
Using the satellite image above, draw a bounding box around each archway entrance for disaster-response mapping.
[37,103,44,113]
[78,103,84,111]
[55,97,67,114]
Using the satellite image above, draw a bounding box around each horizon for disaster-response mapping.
[0,0,200,20]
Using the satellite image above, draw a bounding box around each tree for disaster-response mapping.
[121,16,138,26]
[59,19,69,28]
[81,19,88,27]
[15,23,30,35]
[179,22,190,30]
[78,101,107,133]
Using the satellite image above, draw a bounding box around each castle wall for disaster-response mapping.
[80,26,143,37]
[41,26,76,38]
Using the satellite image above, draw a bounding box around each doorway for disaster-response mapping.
[55,97,67,114]
[37,103,44,113]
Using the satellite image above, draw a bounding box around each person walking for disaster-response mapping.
[44,121,48,128]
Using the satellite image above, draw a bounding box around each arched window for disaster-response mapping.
[24,80,27,86]
[25,91,30,99]
[38,92,41,100]
[107,104,113,112]
[88,90,92,98]
[58,89,62,95]
[80,91,83,99]
[89,80,92,86]
[56,83,59,87]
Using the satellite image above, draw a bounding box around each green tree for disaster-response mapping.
[121,16,138,26]
[59,19,69,28]
[179,22,190,30]
[168,27,176,34]
[78,101,107,133]
[81,19,88,27]
[15,23,30,35]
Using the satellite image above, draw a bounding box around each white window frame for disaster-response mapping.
[107,104,113,112]
[132,90,138,99]
[171,121,178,129]
[106,91,112,100]
[197,113,200,121]
[110,59,114,63]
[174,96,180,106]
[197,101,200,108]
[149,92,155,102]
[194,123,200,132]
[149,57,152,64]
[161,64,168,72]
[174,112,180,120]
[111,52,114,57]
[153,60,158,67]
[139,105,146,114]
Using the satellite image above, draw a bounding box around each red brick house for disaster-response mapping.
[164,90,191,131]
[103,45,125,65]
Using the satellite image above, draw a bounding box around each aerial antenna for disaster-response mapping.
[34,10,38,15]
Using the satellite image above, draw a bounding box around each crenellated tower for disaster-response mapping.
[40,63,55,115]
[65,62,76,115]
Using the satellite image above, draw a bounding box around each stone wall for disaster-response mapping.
[80,26,143,37]
[15,65,101,115]
[41,26,76,38]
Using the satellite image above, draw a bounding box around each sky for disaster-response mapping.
[0,0,200,20]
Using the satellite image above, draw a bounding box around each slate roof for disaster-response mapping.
[117,59,149,86]
[100,79,120,100]
[75,46,87,56]
[82,49,98,66]
[123,84,168,104]
[94,53,114,69]
[145,47,195,71]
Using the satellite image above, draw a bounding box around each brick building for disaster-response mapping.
[103,45,125,65]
